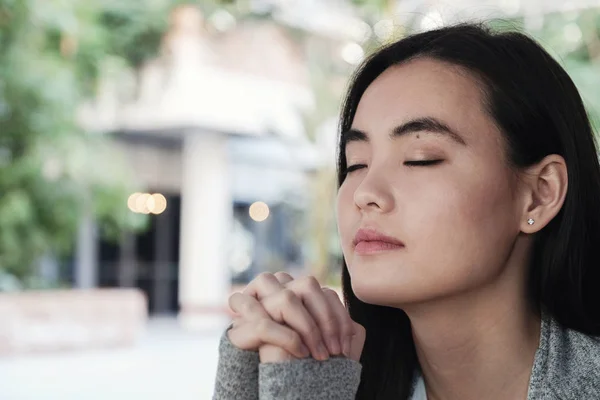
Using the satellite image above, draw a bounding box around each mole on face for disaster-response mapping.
[416,133,421,139]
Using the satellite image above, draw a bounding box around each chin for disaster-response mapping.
[352,289,394,307]
[350,275,411,307]
[348,265,442,308]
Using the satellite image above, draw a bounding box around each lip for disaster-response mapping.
[352,228,405,255]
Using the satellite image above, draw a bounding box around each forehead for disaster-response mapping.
[352,58,494,142]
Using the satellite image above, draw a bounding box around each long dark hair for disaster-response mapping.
[338,23,600,399]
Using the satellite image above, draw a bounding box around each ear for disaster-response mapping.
[520,154,568,234]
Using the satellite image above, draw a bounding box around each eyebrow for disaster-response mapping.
[341,116,467,147]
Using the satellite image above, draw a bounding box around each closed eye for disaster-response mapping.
[346,164,367,173]
[404,159,443,167]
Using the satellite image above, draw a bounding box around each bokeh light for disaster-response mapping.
[374,19,394,41]
[249,201,270,222]
[128,192,168,215]
[135,193,151,214]
[127,192,142,212]
[150,193,167,215]
[341,42,364,65]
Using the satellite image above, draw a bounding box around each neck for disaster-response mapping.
[404,251,541,400]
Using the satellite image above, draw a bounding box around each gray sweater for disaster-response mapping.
[212,313,600,399]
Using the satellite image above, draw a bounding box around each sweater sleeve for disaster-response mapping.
[213,330,260,400]
[258,356,362,400]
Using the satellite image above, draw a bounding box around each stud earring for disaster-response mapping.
[527,218,535,225]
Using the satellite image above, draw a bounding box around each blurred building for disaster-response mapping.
[75,6,324,328]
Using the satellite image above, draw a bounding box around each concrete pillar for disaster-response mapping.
[74,210,98,288]
[178,132,232,331]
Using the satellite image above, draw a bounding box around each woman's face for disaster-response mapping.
[337,58,524,307]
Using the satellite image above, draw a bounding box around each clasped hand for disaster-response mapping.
[227,272,365,363]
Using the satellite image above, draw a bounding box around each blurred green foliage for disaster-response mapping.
[536,11,600,129]
[0,0,168,284]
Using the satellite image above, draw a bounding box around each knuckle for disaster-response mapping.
[279,288,298,304]
[321,287,342,306]
[355,323,366,335]
[322,287,338,297]
[256,272,275,284]
[292,276,320,294]
[340,319,354,337]
[274,271,293,280]
[303,275,321,290]
[351,322,365,338]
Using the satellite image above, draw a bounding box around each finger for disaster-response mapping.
[262,288,329,361]
[322,288,354,357]
[274,271,294,285]
[229,292,269,320]
[259,344,295,363]
[243,272,283,300]
[287,276,340,355]
[230,316,244,329]
[349,321,366,362]
[228,319,310,358]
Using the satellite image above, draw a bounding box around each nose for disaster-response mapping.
[353,168,394,213]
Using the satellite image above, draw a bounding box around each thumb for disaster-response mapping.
[259,344,296,363]
[349,321,366,362]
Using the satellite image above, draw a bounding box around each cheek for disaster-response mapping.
[405,165,518,285]
[436,167,515,234]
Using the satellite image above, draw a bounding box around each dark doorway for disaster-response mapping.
[98,194,181,315]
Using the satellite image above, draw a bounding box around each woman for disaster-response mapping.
[213,23,600,399]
